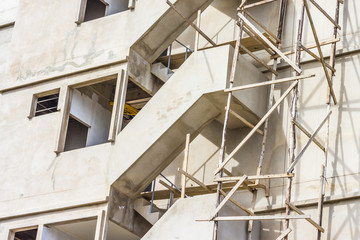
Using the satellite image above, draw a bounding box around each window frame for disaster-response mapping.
[55,72,125,153]
[28,88,60,119]
[75,0,134,24]
[76,0,109,24]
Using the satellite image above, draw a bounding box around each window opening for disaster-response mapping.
[35,93,59,117]
[81,0,131,23]
[84,0,107,22]
[64,79,116,151]
[64,116,89,151]
[14,229,38,240]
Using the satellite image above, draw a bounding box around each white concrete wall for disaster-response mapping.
[0,0,19,25]
[0,64,126,218]
[0,25,13,76]
[0,0,170,90]
[0,0,360,239]
[42,226,78,240]
[70,89,112,147]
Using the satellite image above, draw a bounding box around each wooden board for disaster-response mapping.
[155,35,268,70]
[141,180,265,200]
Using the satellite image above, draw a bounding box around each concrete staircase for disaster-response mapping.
[134,198,165,225]
[151,62,174,83]
[110,44,268,198]
[108,45,268,237]
[128,0,214,96]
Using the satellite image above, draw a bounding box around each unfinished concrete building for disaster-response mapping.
[0,0,359,239]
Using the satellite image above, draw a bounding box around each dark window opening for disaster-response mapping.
[64,116,89,151]
[84,0,107,22]
[14,229,37,240]
[35,93,59,117]
[82,0,130,22]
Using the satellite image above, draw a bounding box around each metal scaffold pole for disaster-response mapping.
[214,1,246,239]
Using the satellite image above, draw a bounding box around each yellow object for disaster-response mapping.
[124,104,139,116]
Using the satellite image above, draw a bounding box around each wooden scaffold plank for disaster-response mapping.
[209,215,311,221]
[215,173,294,182]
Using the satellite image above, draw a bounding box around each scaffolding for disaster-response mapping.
[143,0,343,239]
[210,0,343,240]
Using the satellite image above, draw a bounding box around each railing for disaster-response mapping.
[166,39,194,76]
[149,173,188,213]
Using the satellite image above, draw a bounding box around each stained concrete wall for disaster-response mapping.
[70,88,112,147]
[0,25,13,75]
[0,0,171,90]
[156,1,360,239]
[0,0,360,239]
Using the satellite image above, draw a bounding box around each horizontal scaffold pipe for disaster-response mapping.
[198,215,311,221]
[224,74,315,92]
[215,173,295,182]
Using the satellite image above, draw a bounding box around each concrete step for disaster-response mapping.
[151,62,174,82]
[110,45,268,199]
[134,198,164,225]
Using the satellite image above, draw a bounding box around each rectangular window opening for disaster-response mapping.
[64,116,89,151]
[35,93,59,117]
[13,228,38,240]
[64,79,116,151]
[29,89,60,118]
[81,0,132,23]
